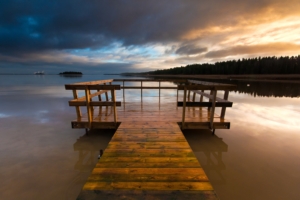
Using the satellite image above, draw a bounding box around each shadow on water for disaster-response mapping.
[73,129,116,172]
[183,129,228,185]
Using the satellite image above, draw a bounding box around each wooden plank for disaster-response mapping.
[69,100,122,107]
[65,79,113,89]
[83,181,213,191]
[95,162,201,168]
[89,85,121,90]
[221,91,229,119]
[87,173,208,182]
[113,79,187,82]
[91,168,206,175]
[72,89,81,119]
[107,141,191,149]
[121,86,177,89]
[99,156,199,163]
[77,190,218,200]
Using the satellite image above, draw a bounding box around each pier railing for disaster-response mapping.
[65,79,121,129]
[177,80,235,132]
[65,78,236,132]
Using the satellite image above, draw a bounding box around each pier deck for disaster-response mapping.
[66,79,236,199]
[77,121,218,199]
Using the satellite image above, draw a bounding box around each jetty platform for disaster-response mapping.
[65,79,235,199]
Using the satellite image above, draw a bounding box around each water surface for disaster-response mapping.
[0,75,299,200]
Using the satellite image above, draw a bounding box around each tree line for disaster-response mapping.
[147,56,300,75]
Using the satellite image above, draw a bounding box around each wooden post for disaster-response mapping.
[176,88,179,103]
[159,81,161,99]
[208,90,213,111]
[123,80,125,101]
[182,86,187,129]
[85,87,92,129]
[141,81,143,101]
[88,89,93,111]
[97,89,102,101]
[220,90,229,119]
[200,90,204,102]
[192,90,196,102]
[209,89,217,129]
[111,89,117,125]
[104,83,109,101]
[72,89,81,120]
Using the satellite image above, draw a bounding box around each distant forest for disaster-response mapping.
[148,56,300,75]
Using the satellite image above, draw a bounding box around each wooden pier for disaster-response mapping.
[66,79,235,199]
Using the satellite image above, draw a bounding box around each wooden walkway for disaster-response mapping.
[77,121,218,199]
[65,79,236,199]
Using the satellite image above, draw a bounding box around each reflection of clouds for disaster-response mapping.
[0,113,10,118]
[0,86,73,98]
[35,110,50,124]
[228,95,300,133]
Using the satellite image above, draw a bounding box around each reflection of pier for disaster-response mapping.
[184,130,228,184]
[73,130,115,172]
[65,79,235,199]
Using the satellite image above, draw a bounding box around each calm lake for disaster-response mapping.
[0,75,299,200]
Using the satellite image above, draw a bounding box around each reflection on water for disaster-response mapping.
[73,130,115,172]
[213,79,300,97]
[0,75,300,200]
[183,130,228,184]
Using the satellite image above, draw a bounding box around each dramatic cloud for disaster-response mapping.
[175,45,207,55]
[0,0,300,73]
[205,43,300,58]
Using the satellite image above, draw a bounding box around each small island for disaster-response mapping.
[59,71,82,77]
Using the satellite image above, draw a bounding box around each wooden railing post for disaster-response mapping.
[159,81,161,99]
[123,80,125,100]
[85,86,92,129]
[220,91,229,119]
[111,89,117,125]
[182,86,187,129]
[97,89,102,101]
[141,81,143,101]
[72,89,81,120]
[209,88,217,129]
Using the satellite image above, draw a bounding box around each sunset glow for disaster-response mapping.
[1,0,300,74]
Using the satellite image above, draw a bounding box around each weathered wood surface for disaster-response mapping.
[77,121,218,199]
[71,101,230,129]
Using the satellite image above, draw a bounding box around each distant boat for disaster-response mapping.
[34,71,45,75]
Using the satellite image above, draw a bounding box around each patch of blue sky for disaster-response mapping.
[65,41,165,64]
[0,113,10,118]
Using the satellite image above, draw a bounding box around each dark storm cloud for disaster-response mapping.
[2,0,298,55]
[1,0,300,73]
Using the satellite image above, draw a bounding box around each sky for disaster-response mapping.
[1,0,300,74]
